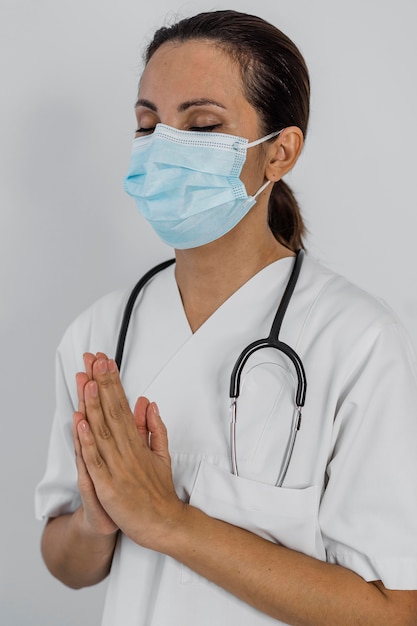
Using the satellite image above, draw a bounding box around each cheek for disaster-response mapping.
[240,149,267,195]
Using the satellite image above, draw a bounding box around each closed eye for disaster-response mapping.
[135,124,222,135]
[189,124,222,132]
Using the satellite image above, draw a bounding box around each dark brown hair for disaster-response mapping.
[145,10,310,250]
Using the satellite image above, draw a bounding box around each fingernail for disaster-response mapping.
[97,359,107,374]
[88,381,98,397]
[108,359,117,373]
[79,420,89,432]
[152,402,159,416]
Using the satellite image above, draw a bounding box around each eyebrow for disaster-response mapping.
[134,98,226,112]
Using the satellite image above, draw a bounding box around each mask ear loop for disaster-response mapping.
[248,129,283,200]
[252,179,272,200]
[232,129,283,151]
[241,129,283,204]
[246,129,283,148]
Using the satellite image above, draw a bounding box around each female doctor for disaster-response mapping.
[36,9,417,626]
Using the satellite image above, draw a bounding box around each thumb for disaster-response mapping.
[133,396,151,444]
[147,402,170,462]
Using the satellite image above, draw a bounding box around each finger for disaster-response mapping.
[72,412,95,491]
[76,415,111,482]
[76,372,89,414]
[90,358,138,444]
[83,352,97,380]
[72,411,84,458]
[82,352,109,383]
[146,402,171,464]
[77,353,97,413]
[133,396,151,444]
[73,412,120,535]
[83,378,116,452]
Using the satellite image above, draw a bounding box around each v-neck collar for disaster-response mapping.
[169,255,296,338]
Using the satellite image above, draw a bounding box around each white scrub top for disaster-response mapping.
[35,255,417,626]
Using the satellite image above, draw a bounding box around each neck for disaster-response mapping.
[174,213,294,332]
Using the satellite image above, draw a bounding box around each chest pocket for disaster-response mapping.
[189,460,322,558]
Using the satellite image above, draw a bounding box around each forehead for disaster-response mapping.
[138,39,244,103]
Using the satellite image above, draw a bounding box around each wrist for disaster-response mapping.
[74,505,119,541]
[152,502,200,557]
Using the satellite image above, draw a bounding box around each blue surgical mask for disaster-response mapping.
[123,123,281,249]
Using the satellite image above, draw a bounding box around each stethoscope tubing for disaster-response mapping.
[229,250,306,485]
[115,250,306,488]
[229,337,307,407]
[115,258,176,371]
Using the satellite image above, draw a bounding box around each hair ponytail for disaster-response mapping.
[268,181,306,251]
[268,180,306,252]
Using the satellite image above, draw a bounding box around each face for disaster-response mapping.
[135,39,270,197]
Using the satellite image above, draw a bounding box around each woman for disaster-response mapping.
[36,10,417,625]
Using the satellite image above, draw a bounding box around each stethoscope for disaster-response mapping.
[115,250,306,487]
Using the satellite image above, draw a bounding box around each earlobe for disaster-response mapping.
[266,126,304,181]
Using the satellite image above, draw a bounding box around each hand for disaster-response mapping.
[73,353,118,537]
[76,354,184,549]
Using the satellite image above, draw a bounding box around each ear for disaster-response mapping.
[265,126,304,182]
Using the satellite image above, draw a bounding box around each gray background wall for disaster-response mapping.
[1,0,416,624]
